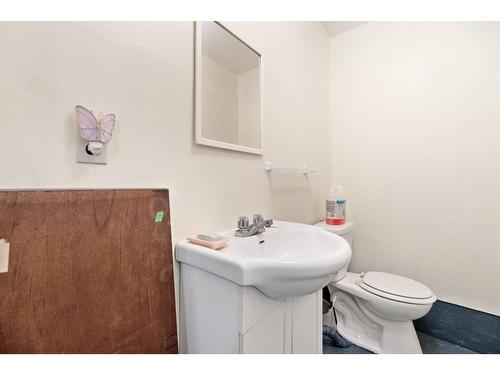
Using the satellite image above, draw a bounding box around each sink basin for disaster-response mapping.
[175,221,351,299]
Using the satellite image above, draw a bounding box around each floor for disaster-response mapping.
[323,331,477,354]
[323,300,500,354]
[414,300,500,354]
[416,332,476,354]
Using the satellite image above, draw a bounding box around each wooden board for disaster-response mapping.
[0,189,177,353]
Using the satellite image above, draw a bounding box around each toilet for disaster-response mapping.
[316,221,436,354]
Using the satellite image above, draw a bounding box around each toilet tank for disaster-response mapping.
[315,221,354,246]
[315,221,354,282]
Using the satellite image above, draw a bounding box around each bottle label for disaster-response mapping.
[326,199,346,225]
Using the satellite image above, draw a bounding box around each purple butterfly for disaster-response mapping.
[75,105,116,155]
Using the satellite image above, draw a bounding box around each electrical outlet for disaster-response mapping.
[76,133,107,165]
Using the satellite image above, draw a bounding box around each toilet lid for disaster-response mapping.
[359,272,434,300]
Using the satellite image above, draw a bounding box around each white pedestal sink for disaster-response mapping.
[176,221,351,354]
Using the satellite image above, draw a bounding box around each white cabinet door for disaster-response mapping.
[240,303,286,354]
[181,264,240,353]
[291,291,322,353]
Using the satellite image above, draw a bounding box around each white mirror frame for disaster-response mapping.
[195,21,263,155]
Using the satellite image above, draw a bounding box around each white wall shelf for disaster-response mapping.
[264,161,316,174]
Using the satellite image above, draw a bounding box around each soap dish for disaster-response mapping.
[187,235,230,250]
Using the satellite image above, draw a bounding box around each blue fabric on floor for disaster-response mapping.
[322,326,372,354]
[322,325,352,348]
[323,341,373,354]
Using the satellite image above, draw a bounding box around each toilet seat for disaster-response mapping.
[359,271,435,305]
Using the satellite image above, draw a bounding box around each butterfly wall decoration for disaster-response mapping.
[75,105,116,156]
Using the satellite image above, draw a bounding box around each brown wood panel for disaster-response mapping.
[0,189,177,353]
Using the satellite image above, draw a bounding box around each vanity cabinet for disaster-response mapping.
[180,263,322,354]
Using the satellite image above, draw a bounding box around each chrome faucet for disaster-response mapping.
[235,214,274,237]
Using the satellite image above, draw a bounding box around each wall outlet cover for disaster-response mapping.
[76,131,107,165]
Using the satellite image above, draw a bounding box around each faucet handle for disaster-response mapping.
[253,214,264,225]
[238,216,249,230]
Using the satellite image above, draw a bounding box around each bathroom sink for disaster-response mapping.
[176,221,351,299]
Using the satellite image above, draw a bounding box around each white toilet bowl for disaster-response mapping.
[316,221,436,353]
[329,271,436,353]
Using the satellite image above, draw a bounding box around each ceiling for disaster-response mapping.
[322,22,368,36]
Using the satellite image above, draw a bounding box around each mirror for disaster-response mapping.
[195,22,262,154]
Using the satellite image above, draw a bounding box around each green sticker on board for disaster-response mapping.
[155,211,164,223]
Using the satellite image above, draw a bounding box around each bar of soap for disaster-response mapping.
[197,233,222,242]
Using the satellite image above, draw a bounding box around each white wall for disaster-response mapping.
[0,22,331,349]
[330,22,500,315]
